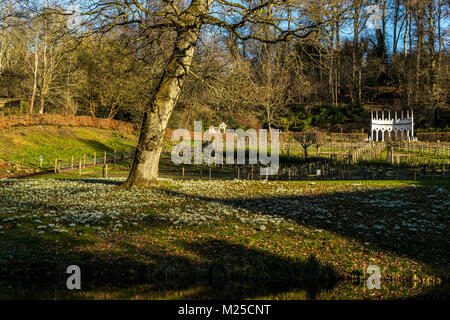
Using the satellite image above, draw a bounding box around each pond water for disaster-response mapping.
[0,279,446,300]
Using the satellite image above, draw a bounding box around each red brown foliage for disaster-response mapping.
[0,114,136,135]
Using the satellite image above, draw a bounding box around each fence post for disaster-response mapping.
[54,158,57,173]
[103,164,108,178]
[79,159,82,176]
[94,152,96,166]
[71,155,74,169]
[104,151,107,164]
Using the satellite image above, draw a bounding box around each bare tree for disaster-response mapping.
[83,0,333,187]
[292,130,326,159]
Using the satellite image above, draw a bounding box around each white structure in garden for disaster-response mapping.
[370,110,415,142]
[207,122,228,134]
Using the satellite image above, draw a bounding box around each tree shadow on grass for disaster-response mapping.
[153,183,449,298]
[75,138,136,154]
[0,230,340,299]
[1,180,448,299]
[156,184,449,271]
[75,138,115,152]
[57,178,123,186]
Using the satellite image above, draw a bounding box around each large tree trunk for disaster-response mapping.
[122,14,203,187]
[29,33,39,114]
[392,0,400,54]
[375,0,387,64]
[266,106,272,134]
[39,31,48,115]
[39,94,45,114]
[427,2,437,126]
[436,0,443,109]
[352,7,360,104]
[403,6,408,58]
[335,18,340,106]
[329,20,335,106]
[404,8,411,108]
[415,3,424,105]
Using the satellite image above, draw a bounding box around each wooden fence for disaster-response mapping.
[157,160,449,182]
[41,149,135,178]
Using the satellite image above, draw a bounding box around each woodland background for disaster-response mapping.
[0,0,448,134]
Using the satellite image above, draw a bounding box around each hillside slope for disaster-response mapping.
[0,125,137,178]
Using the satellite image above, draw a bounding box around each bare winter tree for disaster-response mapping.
[83,0,336,187]
[293,130,326,159]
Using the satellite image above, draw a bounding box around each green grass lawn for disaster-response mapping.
[0,125,137,171]
[0,126,448,299]
[0,177,448,299]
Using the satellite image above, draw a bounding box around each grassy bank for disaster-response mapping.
[0,125,137,176]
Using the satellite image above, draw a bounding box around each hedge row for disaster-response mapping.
[167,130,370,144]
[416,132,450,142]
[330,132,367,142]
[0,114,136,135]
[167,129,298,143]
